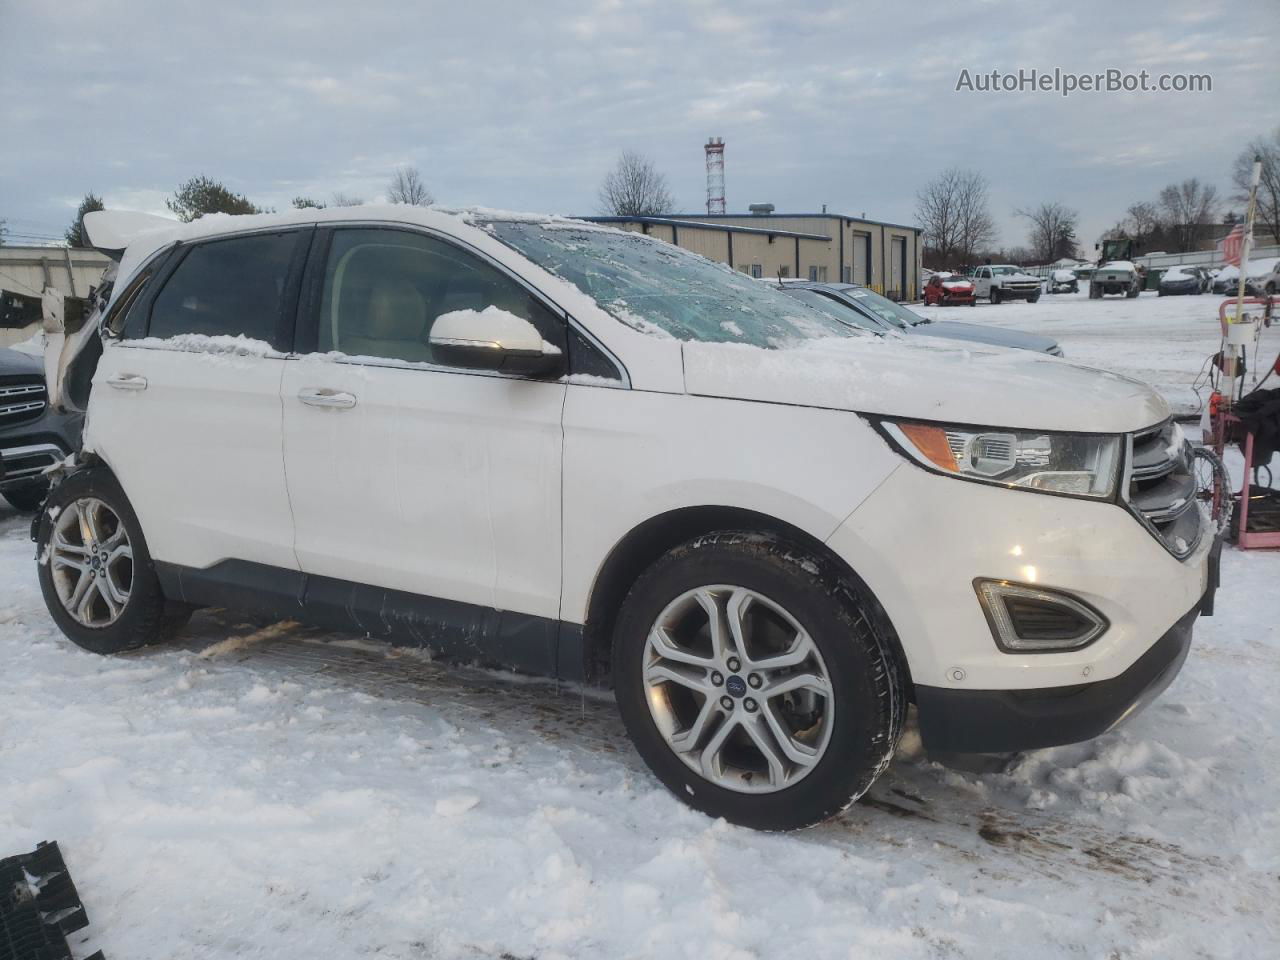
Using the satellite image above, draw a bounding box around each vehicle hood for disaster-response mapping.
[910,320,1058,353]
[0,346,42,378]
[1096,260,1136,276]
[681,336,1167,434]
[1051,271,1076,282]
[939,279,973,289]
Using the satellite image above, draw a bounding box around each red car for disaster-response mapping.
[923,272,976,306]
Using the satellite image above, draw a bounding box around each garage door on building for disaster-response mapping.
[851,232,870,285]
[889,236,906,300]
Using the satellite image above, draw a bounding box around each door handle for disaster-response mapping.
[298,388,357,409]
[106,374,148,391]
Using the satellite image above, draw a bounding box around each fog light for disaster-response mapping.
[974,579,1108,653]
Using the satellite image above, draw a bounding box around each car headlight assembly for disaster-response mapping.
[879,420,1122,500]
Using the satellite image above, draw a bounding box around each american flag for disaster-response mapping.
[1219,224,1246,267]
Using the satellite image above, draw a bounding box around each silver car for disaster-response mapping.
[777,281,1064,356]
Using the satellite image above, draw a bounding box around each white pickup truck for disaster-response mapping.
[970,264,1042,304]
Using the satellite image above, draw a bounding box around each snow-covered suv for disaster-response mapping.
[36,207,1218,830]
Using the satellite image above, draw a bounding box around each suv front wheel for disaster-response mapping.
[35,469,190,655]
[612,532,905,830]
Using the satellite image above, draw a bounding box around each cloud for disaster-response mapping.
[0,0,1274,248]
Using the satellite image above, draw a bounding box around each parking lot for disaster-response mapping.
[2,286,1277,960]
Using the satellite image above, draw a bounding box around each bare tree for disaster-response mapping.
[387,166,433,206]
[1124,201,1162,243]
[1231,128,1280,246]
[1158,178,1219,252]
[598,151,675,217]
[915,168,965,268]
[1015,201,1080,263]
[953,171,997,268]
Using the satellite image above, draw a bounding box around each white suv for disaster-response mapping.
[37,207,1218,830]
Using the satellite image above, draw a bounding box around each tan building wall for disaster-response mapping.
[592,214,922,300]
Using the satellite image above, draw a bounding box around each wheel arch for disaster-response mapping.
[579,504,913,695]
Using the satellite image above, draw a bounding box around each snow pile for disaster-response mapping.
[0,497,1276,957]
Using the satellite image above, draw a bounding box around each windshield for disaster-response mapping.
[485,221,861,347]
[990,265,1019,276]
[826,286,926,329]
[776,287,884,334]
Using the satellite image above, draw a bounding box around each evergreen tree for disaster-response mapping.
[65,192,106,247]
[166,175,262,222]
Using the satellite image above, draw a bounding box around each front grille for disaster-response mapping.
[0,378,47,428]
[1127,420,1203,558]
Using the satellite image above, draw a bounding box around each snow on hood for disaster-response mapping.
[1051,270,1076,281]
[681,336,1168,434]
[1099,261,1136,272]
[940,279,972,289]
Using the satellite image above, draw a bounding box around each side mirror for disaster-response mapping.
[429,308,563,376]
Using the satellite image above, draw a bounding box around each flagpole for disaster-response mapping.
[1224,156,1262,412]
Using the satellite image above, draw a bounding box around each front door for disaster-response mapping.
[280,226,567,663]
[87,228,309,572]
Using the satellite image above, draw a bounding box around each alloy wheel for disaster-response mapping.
[642,585,834,794]
[48,497,133,628]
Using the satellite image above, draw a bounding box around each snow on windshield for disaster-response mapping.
[485,221,862,348]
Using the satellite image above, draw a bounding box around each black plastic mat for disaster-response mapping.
[0,842,103,960]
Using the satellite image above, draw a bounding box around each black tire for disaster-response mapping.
[990,287,1001,304]
[2,479,50,513]
[35,468,189,655]
[1028,293,1040,303]
[612,531,906,831]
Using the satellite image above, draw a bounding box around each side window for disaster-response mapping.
[148,232,299,344]
[316,228,566,368]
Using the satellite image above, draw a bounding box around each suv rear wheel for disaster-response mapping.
[35,469,190,655]
[612,532,905,830]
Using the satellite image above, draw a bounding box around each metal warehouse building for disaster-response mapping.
[586,211,923,301]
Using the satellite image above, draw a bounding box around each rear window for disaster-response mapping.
[148,231,299,344]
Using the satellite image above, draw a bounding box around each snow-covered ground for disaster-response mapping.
[3,290,1279,958]
[916,284,1280,417]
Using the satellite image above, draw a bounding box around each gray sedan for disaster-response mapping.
[777,281,1063,356]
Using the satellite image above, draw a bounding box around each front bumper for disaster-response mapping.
[826,460,1214,693]
[914,597,1203,753]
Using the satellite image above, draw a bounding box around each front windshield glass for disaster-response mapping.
[990,266,1018,276]
[828,286,927,329]
[485,220,861,347]
[777,287,883,334]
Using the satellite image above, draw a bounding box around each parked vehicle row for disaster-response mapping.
[32,206,1216,830]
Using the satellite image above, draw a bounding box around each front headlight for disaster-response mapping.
[880,419,1122,499]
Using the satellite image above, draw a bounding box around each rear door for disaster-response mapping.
[87,228,311,572]
[280,226,568,654]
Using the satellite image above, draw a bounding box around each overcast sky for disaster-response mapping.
[1,0,1275,252]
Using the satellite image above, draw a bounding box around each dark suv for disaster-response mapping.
[0,347,82,512]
